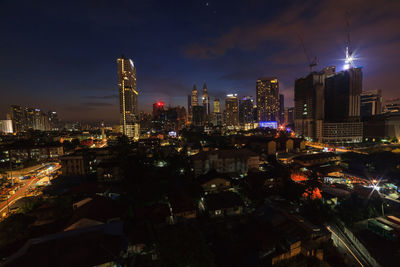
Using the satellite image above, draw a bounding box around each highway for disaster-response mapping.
[306,141,368,154]
[0,163,60,218]
[0,177,39,216]
[327,224,378,267]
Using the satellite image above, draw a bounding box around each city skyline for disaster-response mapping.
[1,0,400,123]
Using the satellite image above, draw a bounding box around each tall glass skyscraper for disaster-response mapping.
[256,78,279,122]
[117,55,138,138]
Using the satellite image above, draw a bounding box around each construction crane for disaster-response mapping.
[298,35,318,73]
[344,11,355,69]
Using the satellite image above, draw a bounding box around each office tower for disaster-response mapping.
[225,94,239,127]
[48,111,59,131]
[256,78,279,122]
[213,98,221,113]
[10,105,24,133]
[117,55,138,138]
[164,106,187,131]
[384,98,400,113]
[187,94,192,124]
[192,84,199,107]
[279,94,285,125]
[239,96,254,125]
[294,66,335,139]
[284,107,294,125]
[192,106,204,126]
[152,101,165,122]
[202,82,210,115]
[360,90,382,117]
[0,120,13,134]
[211,98,222,126]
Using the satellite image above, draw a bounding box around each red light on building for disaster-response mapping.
[157,101,164,107]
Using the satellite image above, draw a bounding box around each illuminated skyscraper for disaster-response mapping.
[213,98,221,113]
[202,82,210,115]
[239,96,254,125]
[256,78,279,122]
[192,84,198,107]
[9,105,24,133]
[0,120,13,134]
[225,94,239,127]
[211,98,222,126]
[117,55,138,138]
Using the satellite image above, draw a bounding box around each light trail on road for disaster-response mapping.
[0,178,38,214]
[327,226,364,267]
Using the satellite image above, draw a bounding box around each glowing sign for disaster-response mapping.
[168,131,177,137]
[259,121,278,129]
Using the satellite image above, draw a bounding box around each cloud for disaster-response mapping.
[184,0,400,62]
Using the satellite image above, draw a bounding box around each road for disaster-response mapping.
[0,163,61,217]
[0,177,39,216]
[327,224,377,267]
[306,141,368,154]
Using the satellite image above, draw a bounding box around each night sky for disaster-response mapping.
[1,0,399,123]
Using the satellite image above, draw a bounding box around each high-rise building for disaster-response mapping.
[187,94,192,124]
[256,78,279,122]
[278,94,285,125]
[0,120,13,134]
[202,82,210,115]
[117,55,138,138]
[225,94,239,127]
[152,101,165,122]
[324,67,362,122]
[384,98,400,113]
[319,67,363,143]
[211,98,222,126]
[192,84,199,107]
[10,105,24,133]
[165,106,187,131]
[294,66,335,140]
[239,96,254,125]
[48,111,59,131]
[192,106,204,127]
[360,89,382,117]
[284,107,294,126]
[213,98,221,113]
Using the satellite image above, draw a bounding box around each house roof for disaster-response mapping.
[168,193,197,213]
[191,148,258,161]
[134,203,171,224]
[66,195,125,227]
[3,221,125,267]
[197,169,231,185]
[205,191,243,210]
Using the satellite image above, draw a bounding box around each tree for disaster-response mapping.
[0,213,35,248]
[157,225,216,267]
